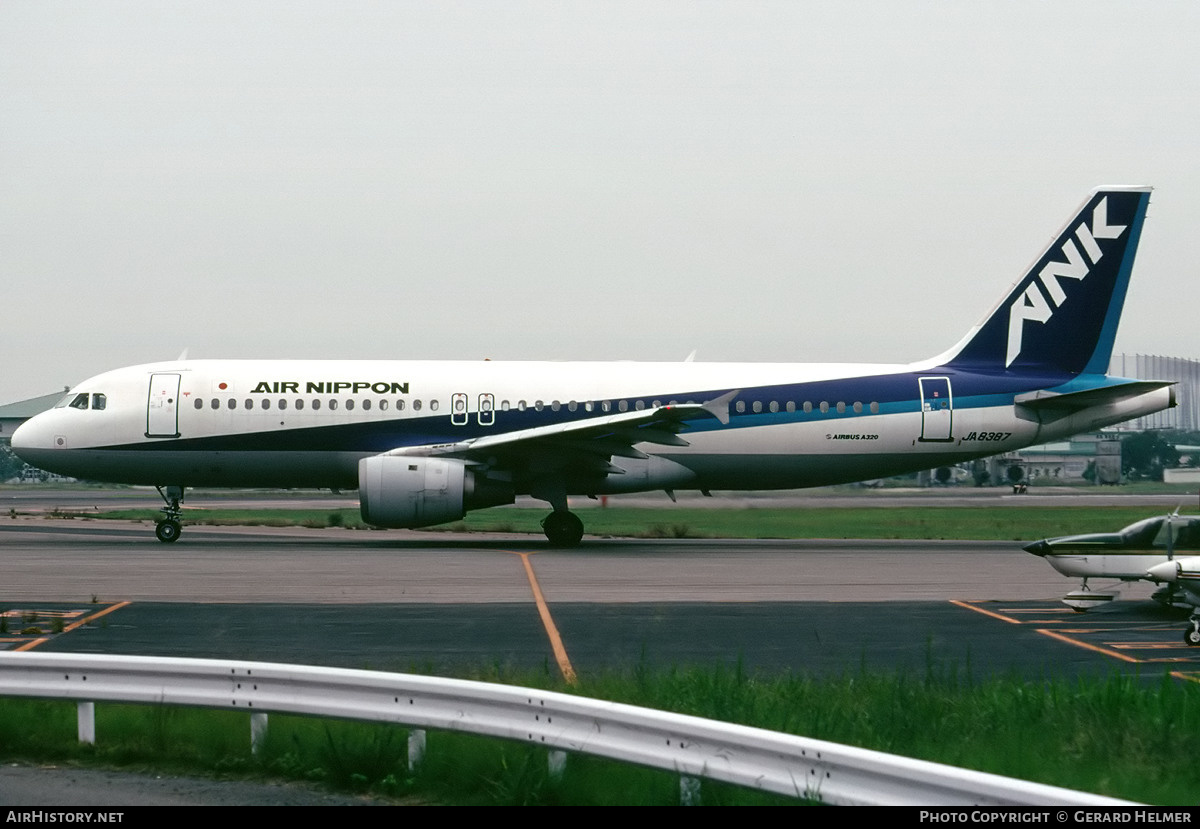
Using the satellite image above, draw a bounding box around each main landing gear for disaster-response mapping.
[155,485,185,543]
[1185,618,1200,648]
[541,510,584,547]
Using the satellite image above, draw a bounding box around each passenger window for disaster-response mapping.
[329,399,338,410]
[618,400,628,412]
[770,401,779,413]
[244,399,253,410]
[296,399,305,411]
[803,402,812,413]
[228,398,237,410]
[517,400,526,412]
[379,400,387,411]
[413,399,422,411]
[752,401,762,413]
[820,401,829,413]
[836,402,846,413]
[211,398,220,410]
[363,399,372,411]
[278,399,288,411]
[853,401,863,413]
[786,401,795,413]
[551,401,561,411]
[194,399,204,410]
[535,401,544,411]
[430,399,438,411]
[312,399,321,411]
[396,400,405,411]
[568,401,577,412]
[601,401,611,412]
[346,399,355,411]
[261,399,271,410]
[735,401,746,413]
[870,402,879,414]
[635,400,645,411]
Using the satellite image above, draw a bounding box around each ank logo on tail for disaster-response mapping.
[946,186,1150,376]
[1005,196,1128,366]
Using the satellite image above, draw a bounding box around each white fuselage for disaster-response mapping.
[11,357,1174,496]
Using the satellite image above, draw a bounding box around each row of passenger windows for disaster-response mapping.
[190,397,882,416]
[194,397,438,412]
[735,400,881,414]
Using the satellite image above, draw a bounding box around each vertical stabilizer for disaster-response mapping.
[940,186,1151,375]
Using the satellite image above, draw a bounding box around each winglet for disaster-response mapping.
[702,389,739,425]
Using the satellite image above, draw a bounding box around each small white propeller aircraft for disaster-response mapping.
[13,187,1174,546]
[1024,513,1199,614]
[1145,554,1200,646]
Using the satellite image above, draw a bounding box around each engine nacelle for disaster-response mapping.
[358,455,513,528]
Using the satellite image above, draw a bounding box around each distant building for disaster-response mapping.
[1110,354,1200,432]
[1008,433,1123,484]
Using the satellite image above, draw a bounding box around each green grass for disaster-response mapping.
[41,504,1200,541]
[2,664,1197,804]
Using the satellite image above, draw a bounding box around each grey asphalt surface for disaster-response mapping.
[3,487,1199,805]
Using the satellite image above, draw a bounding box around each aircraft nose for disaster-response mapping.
[10,416,57,466]
[1023,540,1052,557]
[1147,560,1180,582]
[11,419,35,454]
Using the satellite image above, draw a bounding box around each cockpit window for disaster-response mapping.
[1120,517,1163,545]
[56,392,108,410]
[1151,519,1200,550]
[1177,522,1200,550]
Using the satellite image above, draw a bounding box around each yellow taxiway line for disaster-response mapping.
[513,551,578,686]
[12,601,130,652]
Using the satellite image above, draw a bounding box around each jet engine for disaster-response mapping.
[358,455,514,528]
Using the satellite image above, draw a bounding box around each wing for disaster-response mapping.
[378,390,738,479]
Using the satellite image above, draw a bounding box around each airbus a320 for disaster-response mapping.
[12,186,1173,546]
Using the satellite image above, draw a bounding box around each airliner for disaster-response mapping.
[12,186,1174,546]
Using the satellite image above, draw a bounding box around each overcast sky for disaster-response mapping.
[3,1,1198,401]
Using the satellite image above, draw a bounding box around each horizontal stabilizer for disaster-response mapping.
[1015,380,1174,414]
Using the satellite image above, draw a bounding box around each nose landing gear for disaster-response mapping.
[155,485,185,543]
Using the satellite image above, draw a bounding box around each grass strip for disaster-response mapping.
[43,504,1189,541]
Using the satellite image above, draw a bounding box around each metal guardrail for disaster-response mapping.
[0,652,1132,806]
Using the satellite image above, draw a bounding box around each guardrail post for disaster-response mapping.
[77,701,95,744]
[547,749,566,780]
[680,775,700,806]
[408,728,426,770]
[250,712,268,754]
